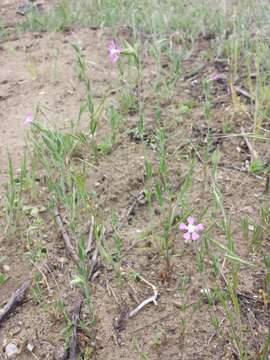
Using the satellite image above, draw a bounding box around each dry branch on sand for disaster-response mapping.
[0,280,30,326]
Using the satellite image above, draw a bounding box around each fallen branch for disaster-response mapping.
[54,208,79,263]
[55,209,100,283]
[128,290,159,318]
[112,268,160,346]
[69,298,83,360]
[126,270,159,318]
[89,248,99,280]
[0,280,30,325]
[58,298,84,360]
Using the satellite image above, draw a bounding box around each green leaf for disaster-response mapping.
[210,238,254,267]
[70,276,84,285]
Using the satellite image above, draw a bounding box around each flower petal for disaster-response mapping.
[191,232,199,241]
[210,73,220,81]
[108,41,122,63]
[183,232,191,242]
[179,223,187,231]
[187,216,195,225]
[195,223,204,231]
[24,113,33,124]
[110,53,118,63]
[108,40,116,51]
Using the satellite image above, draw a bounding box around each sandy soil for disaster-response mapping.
[0,2,269,360]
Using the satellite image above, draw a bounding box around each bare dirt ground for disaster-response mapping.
[0,2,269,360]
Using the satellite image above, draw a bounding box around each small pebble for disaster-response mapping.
[27,343,35,352]
[200,288,211,296]
[3,264,10,272]
[5,343,20,359]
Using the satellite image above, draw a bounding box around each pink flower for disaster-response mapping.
[24,113,33,124]
[108,40,122,63]
[179,216,204,242]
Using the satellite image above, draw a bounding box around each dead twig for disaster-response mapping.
[69,298,83,360]
[111,268,160,345]
[126,270,159,318]
[128,283,140,304]
[87,223,103,282]
[57,298,84,360]
[128,290,159,317]
[106,281,120,306]
[264,175,270,194]
[85,216,101,280]
[234,86,254,103]
[190,144,204,163]
[0,280,30,325]
[240,127,258,161]
[30,261,50,292]
[43,263,61,293]
[54,208,79,263]
[89,248,99,280]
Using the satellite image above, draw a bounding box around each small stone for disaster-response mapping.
[200,288,211,297]
[57,257,67,266]
[5,343,20,359]
[27,343,34,352]
[3,264,10,272]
